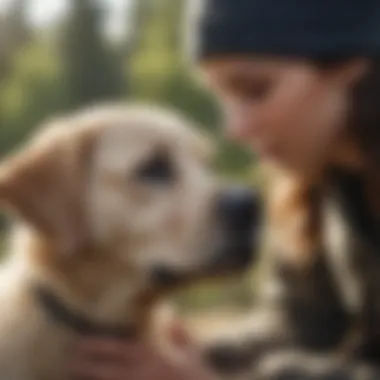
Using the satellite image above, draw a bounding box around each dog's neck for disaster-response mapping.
[34,284,138,339]
[9,225,159,336]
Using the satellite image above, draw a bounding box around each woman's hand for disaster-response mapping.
[67,321,216,380]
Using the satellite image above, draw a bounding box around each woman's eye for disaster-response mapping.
[225,75,272,101]
[135,153,176,185]
[239,82,271,100]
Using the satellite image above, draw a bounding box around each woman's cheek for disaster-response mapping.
[260,95,302,140]
[222,100,259,142]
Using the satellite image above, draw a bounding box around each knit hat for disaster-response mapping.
[188,0,380,61]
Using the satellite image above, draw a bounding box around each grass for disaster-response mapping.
[172,272,256,314]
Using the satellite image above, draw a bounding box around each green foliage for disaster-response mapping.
[174,275,255,312]
[0,42,64,156]
[60,0,125,109]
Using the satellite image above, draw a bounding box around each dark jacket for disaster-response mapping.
[204,169,380,379]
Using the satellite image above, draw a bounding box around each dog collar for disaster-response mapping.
[34,285,137,339]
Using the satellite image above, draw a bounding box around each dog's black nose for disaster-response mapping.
[216,186,259,231]
[205,345,254,374]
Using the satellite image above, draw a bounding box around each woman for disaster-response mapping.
[69,0,380,379]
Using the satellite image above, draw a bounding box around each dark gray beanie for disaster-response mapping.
[189,0,380,61]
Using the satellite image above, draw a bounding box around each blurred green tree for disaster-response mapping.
[0,41,64,156]
[5,0,31,48]
[0,0,32,82]
[60,0,125,109]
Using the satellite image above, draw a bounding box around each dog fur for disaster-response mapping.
[0,103,253,380]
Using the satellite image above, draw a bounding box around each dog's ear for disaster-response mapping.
[0,123,97,256]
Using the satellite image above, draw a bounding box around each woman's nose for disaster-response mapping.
[224,106,260,143]
[224,117,258,143]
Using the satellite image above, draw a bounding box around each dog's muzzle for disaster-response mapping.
[216,185,259,234]
[205,185,262,272]
[151,186,262,287]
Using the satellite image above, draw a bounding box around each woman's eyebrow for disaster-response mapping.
[221,69,270,91]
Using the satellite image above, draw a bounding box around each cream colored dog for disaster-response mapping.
[0,104,257,379]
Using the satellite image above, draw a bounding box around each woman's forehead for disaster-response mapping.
[202,56,312,75]
[201,56,315,89]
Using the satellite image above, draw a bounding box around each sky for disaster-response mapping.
[0,0,134,40]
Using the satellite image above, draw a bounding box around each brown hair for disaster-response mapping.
[349,60,380,176]
[266,58,380,268]
[315,58,380,176]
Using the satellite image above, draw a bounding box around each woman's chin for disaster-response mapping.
[261,155,316,178]
[258,150,292,170]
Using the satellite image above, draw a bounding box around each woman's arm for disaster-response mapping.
[67,318,219,380]
[201,252,349,379]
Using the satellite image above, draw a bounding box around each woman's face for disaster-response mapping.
[202,57,363,174]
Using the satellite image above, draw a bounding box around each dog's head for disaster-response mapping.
[0,104,261,298]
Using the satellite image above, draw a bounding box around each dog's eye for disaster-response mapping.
[135,153,175,185]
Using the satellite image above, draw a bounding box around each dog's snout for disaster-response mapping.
[205,344,254,374]
[217,186,259,230]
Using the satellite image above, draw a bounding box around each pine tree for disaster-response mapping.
[61,0,125,109]
[1,0,31,82]
[5,0,31,50]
